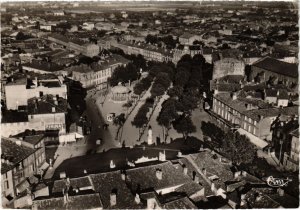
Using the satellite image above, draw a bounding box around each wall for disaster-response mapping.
[2,170,15,198]
[29,112,66,134]
[213,58,245,80]
[5,84,28,110]
[1,122,30,137]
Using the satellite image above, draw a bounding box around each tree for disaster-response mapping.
[132,106,149,139]
[167,86,183,98]
[222,131,256,165]
[173,114,196,140]
[174,70,190,87]
[157,99,178,141]
[150,83,165,97]
[113,113,126,142]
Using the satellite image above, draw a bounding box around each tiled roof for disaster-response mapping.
[214,92,272,115]
[33,193,103,210]
[244,106,298,121]
[190,152,233,190]
[90,171,144,209]
[27,95,68,115]
[23,60,65,72]
[52,176,93,194]
[163,196,197,209]
[180,33,197,39]
[253,57,298,78]
[1,137,36,174]
[126,161,191,192]
[218,75,244,83]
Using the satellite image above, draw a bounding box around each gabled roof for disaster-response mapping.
[253,57,298,78]
[1,137,37,174]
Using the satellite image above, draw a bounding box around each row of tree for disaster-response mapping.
[155,54,212,140]
[131,97,154,138]
[109,63,140,87]
[201,121,256,165]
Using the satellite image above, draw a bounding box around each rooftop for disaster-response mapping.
[23,60,65,72]
[1,137,37,174]
[1,110,29,123]
[253,57,298,78]
[33,193,103,210]
[27,95,68,115]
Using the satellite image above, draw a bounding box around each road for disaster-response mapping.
[85,92,117,152]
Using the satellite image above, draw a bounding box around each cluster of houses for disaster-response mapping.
[209,51,298,171]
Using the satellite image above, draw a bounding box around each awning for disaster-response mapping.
[237,128,269,149]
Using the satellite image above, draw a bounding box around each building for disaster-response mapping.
[1,137,46,208]
[179,33,201,45]
[212,58,245,80]
[52,11,64,16]
[2,94,68,137]
[5,73,67,110]
[283,128,299,171]
[48,34,100,57]
[113,41,173,63]
[67,54,129,89]
[32,159,206,209]
[172,45,202,63]
[22,60,66,75]
[82,22,95,31]
[250,57,298,89]
[212,92,298,147]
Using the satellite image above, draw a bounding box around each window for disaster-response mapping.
[5,181,9,190]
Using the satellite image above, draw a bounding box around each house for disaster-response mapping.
[4,73,67,110]
[52,11,64,16]
[179,33,201,45]
[22,60,66,75]
[113,41,173,63]
[250,57,298,89]
[32,160,205,209]
[2,94,68,137]
[39,25,52,31]
[1,137,46,208]
[48,34,100,57]
[283,128,299,171]
[82,22,95,31]
[212,92,298,147]
[264,88,289,107]
[67,54,129,89]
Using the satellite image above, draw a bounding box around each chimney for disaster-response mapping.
[54,99,58,105]
[135,193,141,204]
[194,176,199,183]
[16,140,22,146]
[234,171,240,178]
[183,166,188,175]
[277,90,280,97]
[110,193,117,206]
[121,170,126,181]
[35,77,38,87]
[156,169,162,180]
[240,194,246,206]
[52,107,56,113]
[245,103,248,110]
[202,168,207,175]
[232,92,237,100]
[211,183,215,192]
[277,188,284,196]
[242,171,247,177]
